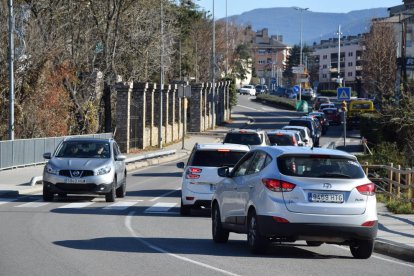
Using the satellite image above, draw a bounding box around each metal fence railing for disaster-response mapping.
[0,133,112,171]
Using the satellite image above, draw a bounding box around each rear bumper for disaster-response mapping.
[257,215,377,242]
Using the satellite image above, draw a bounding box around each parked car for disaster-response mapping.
[313,96,331,110]
[288,118,321,146]
[255,84,268,95]
[42,137,127,202]
[323,108,342,125]
[223,129,271,146]
[240,85,256,96]
[212,146,377,259]
[308,112,329,135]
[282,125,313,147]
[266,129,303,146]
[176,143,249,215]
[302,88,316,99]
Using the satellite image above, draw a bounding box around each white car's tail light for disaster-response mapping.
[186,167,202,179]
[356,183,375,196]
[361,220,377,227]
[272,216,290,223]
[262,178,296,192]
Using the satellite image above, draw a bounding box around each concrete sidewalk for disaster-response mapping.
[0,114,413,262]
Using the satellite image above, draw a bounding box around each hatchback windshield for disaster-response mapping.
[55,141,111,158]
[191,150,246,167]
[277,155,365,179]
[268,135,293,146]
[223,133,262,145]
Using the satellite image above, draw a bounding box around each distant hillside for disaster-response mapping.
[227,7,389,45]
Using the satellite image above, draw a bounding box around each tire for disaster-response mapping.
[116,176,126,198]
[350,239,374,259]
[105,180,116,202]
[247,210,268,254]
[306,241,323,247]
[180,198,191,216]
[212,204,229,243]
[43,184,54,202]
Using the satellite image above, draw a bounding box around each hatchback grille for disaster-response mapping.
[59,170,94,178]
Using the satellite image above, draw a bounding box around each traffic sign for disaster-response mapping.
[337,87,351,100]
[292,66,304,74]
[271,77,276,84]
[293,85,300,93]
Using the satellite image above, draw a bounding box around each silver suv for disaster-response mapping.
[212,146,377,259]
[42,138,127,202]
[223,129,270,146]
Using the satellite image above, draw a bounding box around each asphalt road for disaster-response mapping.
[0,96,413,275]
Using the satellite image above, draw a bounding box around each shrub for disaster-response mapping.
[255,94,296,110]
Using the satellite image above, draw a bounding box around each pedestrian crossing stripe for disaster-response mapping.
[144,202,176,213]
[15,200,49,208]
[58,202,94,209]
[0,198,16,205]
[103,201,141,210]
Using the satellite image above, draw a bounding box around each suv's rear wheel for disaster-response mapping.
[43,184,54,202]
[105,180,116,202]
[180,199,191,216]
[212,204,229,243]
[350,239,374,259]
[247,210,268,254]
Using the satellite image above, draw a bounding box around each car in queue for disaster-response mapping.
[223,129,271,147]
[211,146,378,259]
[282,125,313,148]
[240,85,256,96]
[289,118,321,146]
[255,84,268,95]
[313,96,331,110]
[266,129,304,146]
[42,137,127,202]
[308,112,329,135]
[323,108,342,125]
[176,143,249,215]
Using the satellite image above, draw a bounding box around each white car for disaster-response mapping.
[240,85,256,96]
[176,143,249,215]
[282,125,313,147]
[212,146,378,259]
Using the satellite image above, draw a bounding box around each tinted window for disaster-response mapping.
[246,151,270,175]
[268,135,294,146]
[232,152,256,177]
[56,141,110,158]
[277,155,365,179]
[224,133,262,145]
[190,150,246,167]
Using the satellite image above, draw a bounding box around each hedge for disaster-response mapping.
[255,94,296,110]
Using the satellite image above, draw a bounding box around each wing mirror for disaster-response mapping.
[116,154,126,161]
[217,167,230,177]
[43,152,51,159]
[176,162,185,169]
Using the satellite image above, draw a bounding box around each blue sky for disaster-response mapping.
[195,0,404,19]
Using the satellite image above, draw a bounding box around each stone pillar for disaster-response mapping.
[205,83,212,129]
[175,86,183,140]
[115,82,131,153]
[170,84,178,141]
[217,82,224,125]
[225,81,230,121]
[147,83,157,147]
[163,84,171,144]
[130,82,147,149]
[153,84,161,148]
[189,83,204,132]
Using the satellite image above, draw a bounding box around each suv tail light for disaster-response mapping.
[262,178,296,192]
[356,183,375,196]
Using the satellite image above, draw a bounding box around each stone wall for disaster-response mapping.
[115,81,230,153]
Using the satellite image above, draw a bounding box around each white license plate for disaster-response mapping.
[65,178,86,184]
[309,193,344,203]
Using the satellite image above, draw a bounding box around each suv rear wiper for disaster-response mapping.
[317,173,352,179]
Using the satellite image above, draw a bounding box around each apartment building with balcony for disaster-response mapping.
[312,35,365,93]
[251,28,290,89]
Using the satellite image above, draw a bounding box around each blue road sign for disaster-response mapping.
[337,87,351,100]
[293,85,300,93]
[271,78,277,84]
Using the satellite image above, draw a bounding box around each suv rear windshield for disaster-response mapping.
[190,150,247,167]
[277,155,365,179]
[223,133,262,145]
[268,135,293,146]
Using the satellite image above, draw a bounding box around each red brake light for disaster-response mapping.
[361,220,377,227]
[217,149,230,152]
[272,216,290,223]
[262,178,296,192]
[292,136,297,145]
[186,174,200,179]
[356,183,375,196]
[189,167,202,173]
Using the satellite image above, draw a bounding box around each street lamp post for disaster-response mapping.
[8,0,15,140]
[294,7,308,101]
[159,0,164,149]
[336,25,342,87]
[211,0,216,128]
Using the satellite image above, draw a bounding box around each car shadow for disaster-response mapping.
[53,236,352,260]
[132,172,182,178]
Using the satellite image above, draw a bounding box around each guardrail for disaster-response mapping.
[362,163,414,210]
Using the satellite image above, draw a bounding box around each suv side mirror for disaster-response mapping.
[217,167,230,177]
[176,162,185,169]
[43,152,51,159]
[116,154,126,161]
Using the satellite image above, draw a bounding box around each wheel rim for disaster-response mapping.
[248,215,257,246]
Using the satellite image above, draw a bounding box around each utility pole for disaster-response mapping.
[8,0,15,140]
[294,7,308,102]
[212,0,216,128]
[337,25,342,87]
[159,0,164,149]
[225,0,228,76]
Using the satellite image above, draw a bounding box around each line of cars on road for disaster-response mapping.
[177,120,377,259]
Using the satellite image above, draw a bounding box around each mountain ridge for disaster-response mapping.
[226,7,389,45]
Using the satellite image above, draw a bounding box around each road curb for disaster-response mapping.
[374,239,414,262]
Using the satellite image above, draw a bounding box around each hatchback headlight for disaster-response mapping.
[96,166,111,175]
[45,164,59,175]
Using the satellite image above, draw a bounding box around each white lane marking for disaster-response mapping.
[125,212,241,276]
[15,200,49,208]
[144,202,176,213]
[0,198,17,205]
[58,202,94,209]
[236,104,259,111]
[150,187,181,202]
[332,244,414,268]
[103,201,142,210]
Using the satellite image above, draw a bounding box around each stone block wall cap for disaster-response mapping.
[133,82,149,89]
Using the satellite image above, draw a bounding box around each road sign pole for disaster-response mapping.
[343,111,347,147]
